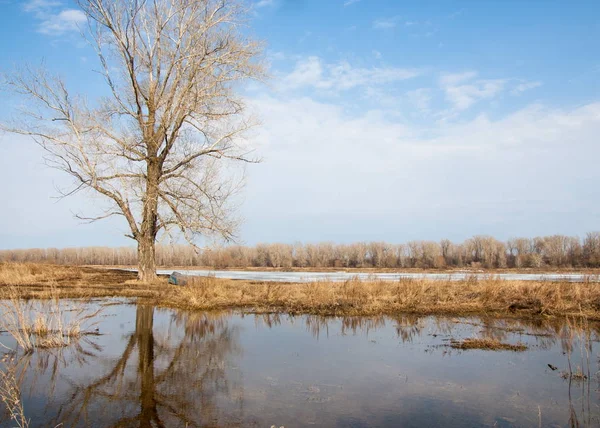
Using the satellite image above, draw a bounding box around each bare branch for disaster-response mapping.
[1,0,264,280]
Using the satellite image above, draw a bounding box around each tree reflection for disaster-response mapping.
[55,305,243,427]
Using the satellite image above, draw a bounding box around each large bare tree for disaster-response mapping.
[2,0,263,281]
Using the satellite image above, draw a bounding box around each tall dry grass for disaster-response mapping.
[168,275,600,318]
[0,357,28,428]
[0,286,103,353]
[2,263,600,318]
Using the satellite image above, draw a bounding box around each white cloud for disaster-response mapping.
[0,134,131,248]
[406,88,432,112]
[439,71,478,87]
[445,80,506,110]
[255,0,275,7]
[242,94,600,242]
[511,81,543,95]
[23,0,60,14]
[344,0,361,6]
[373,16,401,29]
[267,50,286,61]
[38,9,86,35]
[280,56,421,92]
[440,72,544,109]
[253,97,600,158]
[23,1,86,35]
[440,71,506,111]
[281,57,324,89]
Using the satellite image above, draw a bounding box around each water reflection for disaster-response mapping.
[49,306,243,427]
[1,303,600,427]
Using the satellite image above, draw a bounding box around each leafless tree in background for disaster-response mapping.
[2,0,264,281]
[1,233,600,269]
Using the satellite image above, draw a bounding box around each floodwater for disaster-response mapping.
[155,268,600,283]
[1,300,599,427]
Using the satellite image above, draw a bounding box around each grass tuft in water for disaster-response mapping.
[449,338,528,351]
[0,358,29,428]
[0,286,103,353]
[560,368,588,382]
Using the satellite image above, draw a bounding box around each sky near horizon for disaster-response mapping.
[0,0,599,249]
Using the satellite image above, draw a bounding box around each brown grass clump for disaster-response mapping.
[0,284,103,353]
[0,358,29,428]
[449,338,528,351]
[560,368,588,381]
[2,263,600,319]
[170,274,600,319]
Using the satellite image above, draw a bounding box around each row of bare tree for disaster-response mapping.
[2,232,600,269]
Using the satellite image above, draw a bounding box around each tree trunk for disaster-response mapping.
[138,236,157,282]
[137,158,160,282]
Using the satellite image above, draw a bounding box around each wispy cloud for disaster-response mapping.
[23,0,86,35]
[38,9,86,35]
[511,81,543,95]
[406,88,433,112]
[447,9,464,19]
[249,94,600,237]
[298,30,312,44]
[440,71,506,110]
[439,71,477,86]
[23,0,60,14]
[373,16,401,29]
[255,0,275,8]
[343,0,361,6]
[280,56,421,92]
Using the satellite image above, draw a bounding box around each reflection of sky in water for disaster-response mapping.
[154,269,600,283]
[1,301,598,427]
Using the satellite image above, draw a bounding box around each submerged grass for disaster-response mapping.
[449,338,528,351]
[0,356,28,428]
[0,284,103,353]
[560,368,588,381]
[2,263,600,319]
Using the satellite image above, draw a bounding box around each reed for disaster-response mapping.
[449,338,527,351]
[0,286,103,353]
[171,274,600,318]
[0,358,28,428]
[3,263,600,318]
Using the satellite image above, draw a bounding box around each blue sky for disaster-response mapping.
[1,0,599,248]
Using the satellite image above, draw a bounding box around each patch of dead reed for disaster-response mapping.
[449,338,528,351]
[168,275,600,319]
[0,286,103,353]
[0,356,28,428]
[3,263,600,319]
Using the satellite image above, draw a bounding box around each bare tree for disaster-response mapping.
[2,0,263,281]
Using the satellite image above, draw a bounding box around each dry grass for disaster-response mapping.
[2,263,600,319]
[561,368,588,381]
[0,283,103,353]
[0,357,28,428]
[449,338,528,351]
[171,274,600,319]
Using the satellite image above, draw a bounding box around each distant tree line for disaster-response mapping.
[2,233,600,269]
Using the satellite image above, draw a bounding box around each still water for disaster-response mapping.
[1,300,599,427]
[154,269,600,283]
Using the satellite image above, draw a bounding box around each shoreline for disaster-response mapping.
[2,263,600,320]
[87,264,600,275]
